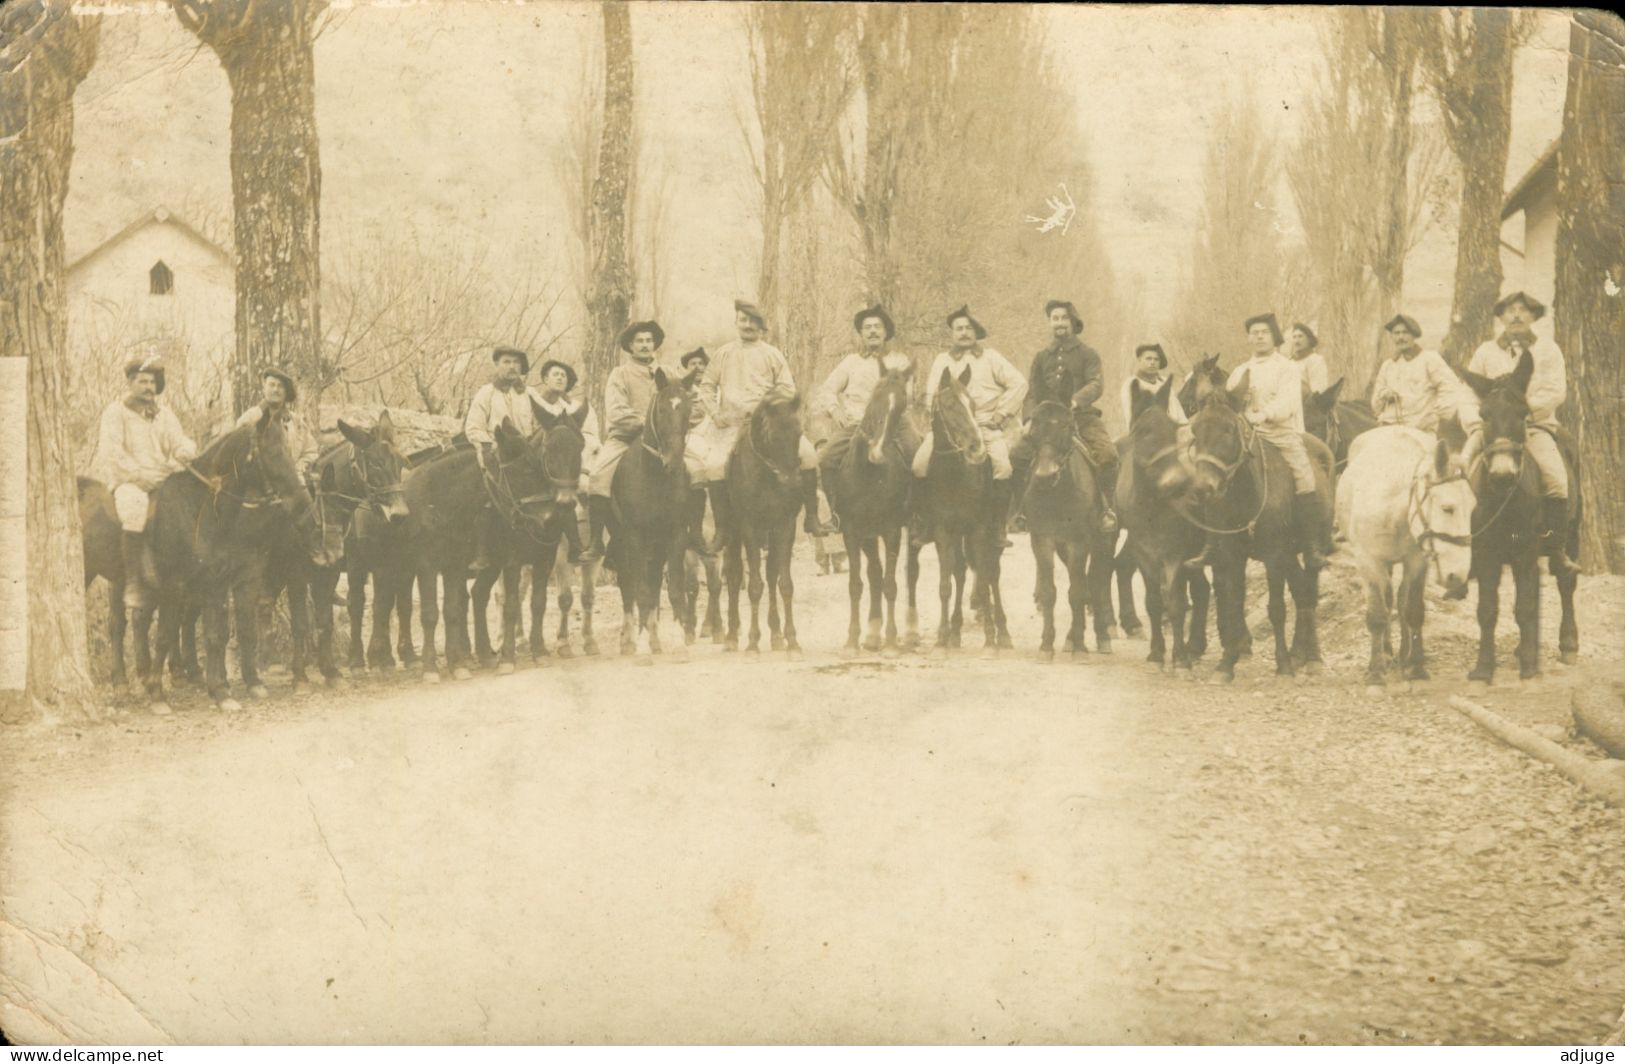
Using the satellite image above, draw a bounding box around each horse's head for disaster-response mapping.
[1027,401,1074,482]
[1186,366,1252,503]
[491,415,558,526]
[1302,377,1346,453]
[528,398,589,506]
[749,394,802,488]
[1411,437,1475,597]
[1130,378,1192,498]
[643,368,692,474]
[332,410,409,522]
[1462,349,1533,487]
[1177,352,1225,419]
[857,369,909,466]
[932,366,986,465]
[200,415,320,555]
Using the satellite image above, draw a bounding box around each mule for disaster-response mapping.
[540,506,604,658]
[1337,425,1474,689]
[907,366,1008,652]
[145,417,319,710]
[1183,365,1330,681]
[823,369,911,657]
[1022,400,1112,661]
[721,394,804,657]
[1459,351,1581,682]
[472,404,588,671]
[1302,379,1377,472]
[675,544,724,645]
[1117,380,1211,672]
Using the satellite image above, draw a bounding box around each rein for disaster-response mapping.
[748,414,798,483]
[1178,409,1269,536]
[1466,437,1526,542]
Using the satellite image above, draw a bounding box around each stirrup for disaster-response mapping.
[1182,547,1213,571]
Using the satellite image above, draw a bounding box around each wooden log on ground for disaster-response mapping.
[1573,685,1625,758]
[1447,695,1625,807]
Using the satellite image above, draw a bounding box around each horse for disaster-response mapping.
[1302,379,1377,473]
[538,504,603,658]
[1022,400,1113,661]
[823,369,911,657]
[1458,350,1581,682]
[1336,425,1474,690]
[472,404,588,671]
[721,394,804,657]
[405,417,558,682]
[145,416,319,710]
[1117,379,1212,672]
[279,413,412,683]
[676,544,724,645]
[907,366,1008,652]
[1183,364,1330,682]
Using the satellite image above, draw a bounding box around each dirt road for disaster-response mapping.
[4,538,1623,1044]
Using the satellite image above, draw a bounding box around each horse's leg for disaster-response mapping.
[1468,559,1501,684]
[766,531,785,653]
[395,566,418,665]
[233,578,268,699]
[862,537,885,652]
[446,569,473,680]
[881,527,901,654]
[471,565,497,667]
[1213,554,1246,681]
[580,558,600,656]
[779,526,800,657]
[1364,567,1391,687]
[347,557,369,671]
[746,535,765,654]
[1033,535,1056,660]
[1265,558,1293,676]
[1162,558,1188,670]
[310,567,341,683]
[989,528,1012,651]
[418,567,442,683]
[556,549,575,656]
[1512,552,1541,680]
[1143,556,1166,665]
[843,529,863,655]
[1088,536,1111,654]
[532,555,552,662]
[723,535,743,652]
[903,533,922,650]
[108,583,128,688]
[289,567,313,688]
[1399,556,1429,681]
[1555,564,1579,666]
[204,589,233,706]
[935,538,955,650]
[180,601,202,683]
[1116,539,1142,637]
[639,540,665,656]
[145,593,172,707]
[1188,568,1210,660]
[368,567,396,671]
[618,529,642,655]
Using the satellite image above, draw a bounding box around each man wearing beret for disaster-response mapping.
[1010,299,1119,535]
[1371,314,1473,434]
[584,321,666,562]
[1462,291,1578,572]
[812,303,919,471]
[94,353,198,609]
[464,345,541,571]
[687,299,835,541]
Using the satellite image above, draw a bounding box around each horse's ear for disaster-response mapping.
[1155,375,1174,407]
[654,367,669,389]
[375,409,395,443]
[938,366,955,391]
[1460,368,1495,399]
[495,417,526,458]
[569,401,589,430]
[1226,368,1251,410]
[1433,437,1452,480]
[337,419,373,448]
[1322,377,1345,406]
[957,366,972,388]
[1509,348,1535,395]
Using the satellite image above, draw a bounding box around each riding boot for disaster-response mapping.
[801,469,837,536]
[581,496,609,563]
[1097,460,1120,538]
[1298,490,1331,571]
[122,531,152,611]
[991,479,1014,551]
[706,482,731,554]
[1007,454,1032,532]
[1543,497,1581,575]
[686,487,709,555]
[1183,536,1216,572]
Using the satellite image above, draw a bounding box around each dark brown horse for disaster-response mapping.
[1302,379,1377,473]
[605,369,693,657]
[722,395,804,657]
[823,369,911,657]
[907,366,1008,652]
[1183,366,1329,682]
[146,417,318,710]
[471,405,588,672]
[405,418,556,682]
[1021,400,1112,660]
[1459,350,1580,681]
[1117,379,1211,671]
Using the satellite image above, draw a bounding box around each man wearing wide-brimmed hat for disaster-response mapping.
[463,345,543,570]
[811,303,919,470]
[1371,314,1472,434]
[687,299,835,540]
[1462,290,1577,572]
[532,356,600,563]
[1287,322,1330,397]
[231,366,320,480]
[1011,299,1118,534]
[1119,343,1186,428]
[584,320,666,561]
[94,352,198,609]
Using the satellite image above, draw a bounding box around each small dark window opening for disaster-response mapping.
[149,261,173,296]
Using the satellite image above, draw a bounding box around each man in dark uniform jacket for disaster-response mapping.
[1010,299,1119,535]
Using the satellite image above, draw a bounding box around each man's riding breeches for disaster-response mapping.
[1255,425,1318,494]
[113,484,152,533]
[588,436,630,497]
[685,417,818,483]
[911,426,1011,480]
[1463,423,1567,499]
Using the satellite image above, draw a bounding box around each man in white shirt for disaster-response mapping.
[1461,291,1577,572]
[585,320,666,561]
[913,305,1028,483]
[1370,314,1472,434]
[1288,322,1330,396]
[464,346,540,571]
[231,367,320,481]
[534,358,599,563]
[813,304,918,470]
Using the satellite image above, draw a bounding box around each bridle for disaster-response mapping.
[1177,404,1270,536]
[1408,467,1473,582]
[931,390,987,462]
[748,409,799,484]
[641,388,685,461]
[481,447,555,534]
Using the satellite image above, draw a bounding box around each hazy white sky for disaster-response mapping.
[66,2,1572,347]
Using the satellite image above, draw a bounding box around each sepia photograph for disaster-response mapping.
[1,0,1623,1047]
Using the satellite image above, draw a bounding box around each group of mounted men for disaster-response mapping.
[91,283,1578,621]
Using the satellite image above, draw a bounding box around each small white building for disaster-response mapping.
[1499,140,1559,308]
[66,207,236,429]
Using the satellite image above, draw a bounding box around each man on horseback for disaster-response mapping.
[94,355,198,610]
[584,320,667,562]
[813,304,919,469]
[1010,299,1118,535]
[1186,312,1333,571]
[1119,343,1186,429]
[465,345,541,572]
[1462,291,1579,574]
[1371,314,1473,434]
[233,367,320,480]
[533,358,598,563]
[679,346,709,392]
[686,300,835,541]
[1288,323,1330,397]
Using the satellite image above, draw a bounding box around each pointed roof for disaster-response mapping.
[66,206,233,274]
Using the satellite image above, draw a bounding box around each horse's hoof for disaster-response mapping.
[583,640,600,656]
[1559,651,1578,667]
[621,642,637,657]
[452,666,472,681]
[127,678,145,699]
[636,654,654,668]
[771,637,786,652]
[1303,661,1323,677]
[683,630,696,646]
[1108,625,1124,640]
[1365,684,1384,699]
[1095,640,1112,655]
[1211,671,1234,686]
[1123,625,1144,640]
[745,646,760,659]
[1038,649,1055,664]
[862,637,881,653]
[422,670,440,685]
[998,633,1014,650]
[218,697,242,712]
[1406,667,1429,682]
[786,647,803,662]
[928,645,948,661]
[150,701,172,716]
[246,684,270,700]
[841,645,860,660]
[881,644,901,660]
[1293,672,1309,687]
[1467,669,1492,685]
[495,662,515,676]
[326,675,348,691]
[556,645,575,659]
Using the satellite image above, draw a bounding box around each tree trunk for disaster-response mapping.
[1554,11,1625,574]
[584,1,635,402]
[0,3,100,723]
[1371,20,1414,350]
[171,0,325,417]
[756,185,784,337]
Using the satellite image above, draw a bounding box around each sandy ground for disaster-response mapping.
[3,536,1623,1045]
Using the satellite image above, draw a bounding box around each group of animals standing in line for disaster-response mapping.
[76,290,1583,712]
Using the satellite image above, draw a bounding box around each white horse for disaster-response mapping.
[1337,426,1474,690]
